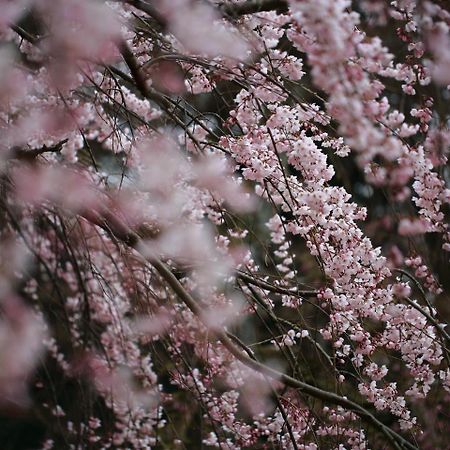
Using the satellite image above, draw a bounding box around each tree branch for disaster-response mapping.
[121,0,289,23]
[9,139,68,161]
[236,270,319,297]
[121,0,167,25]
[220,0,289,16]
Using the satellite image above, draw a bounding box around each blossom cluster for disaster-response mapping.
[0,0,449,449]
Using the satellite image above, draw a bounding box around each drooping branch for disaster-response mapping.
[81,206,418,450]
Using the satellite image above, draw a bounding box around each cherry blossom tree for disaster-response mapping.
[1,0,449,449]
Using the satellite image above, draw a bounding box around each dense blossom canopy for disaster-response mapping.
[0,0,450,449]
